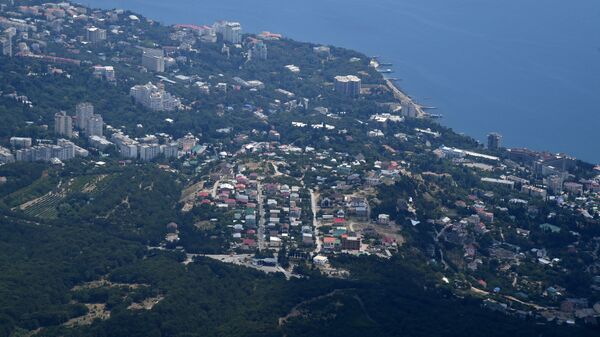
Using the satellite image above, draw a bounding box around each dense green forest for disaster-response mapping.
[1,214,597,337]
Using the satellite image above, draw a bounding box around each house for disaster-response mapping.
[269,236,282,247]
[245,214,256,226]
[323,237,336,251]
[378,214,390,225]
[313,255,328,266]
[302,233,314,246]
[241,238,257,251]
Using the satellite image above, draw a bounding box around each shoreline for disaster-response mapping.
[384,79,426,118]
[384,79,596,166]
[76,1,598,166]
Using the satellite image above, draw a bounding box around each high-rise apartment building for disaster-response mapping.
[139,143,161,161]
[250,40,267,60]
[75,102,94,130]
[141,48,165,72]
[488,132,502,150]
[222,22,242,44]
[54,111,73,138]
[86,27,107,43]
[334,75,361,97]
[86,114,103,137]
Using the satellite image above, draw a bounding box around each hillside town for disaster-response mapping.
[0,1,599,331]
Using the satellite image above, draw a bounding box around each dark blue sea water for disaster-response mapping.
[81,0,600,163]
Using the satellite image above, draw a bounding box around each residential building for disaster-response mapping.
[0,35,10,56]
[313,255,328,266]
[521,185,548,199]
[86,27,106,43]
[130,82,180,111]
[54,111,73,138]
[111,133,139,159]
[341,236,361,251]
[0,27,15,57]
[378,214,390,225]
[75,102,94,130]
[139,143,161,161]
[15,139,79,162]
[313,45,331,57]
[0,146,14,164]
[488,132,502,150]
[249,40,267,60]
[334,75,361,97]
[141,48,165,72]
[86,114,103,137]
[564,182,584,196]
[93,65,115,82]
[545,175,563,194]
[178,133,197,152]
[161,142,179,159]
[9,137,32,148]
[222,22,242,44]
[88,135,113,150]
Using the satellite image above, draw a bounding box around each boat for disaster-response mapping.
[377,68,394,74]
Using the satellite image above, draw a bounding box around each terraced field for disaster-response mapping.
[16,174,114,219]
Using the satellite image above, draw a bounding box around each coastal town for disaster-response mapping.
[0,1,599,335]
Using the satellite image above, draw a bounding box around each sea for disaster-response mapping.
[80,0,600,163]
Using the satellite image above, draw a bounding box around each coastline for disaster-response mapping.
[384,78,426,118]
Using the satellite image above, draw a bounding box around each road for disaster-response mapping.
[310,188,322,254]
[202,254,298,279]
[210,180,220,199]
[385,79,426,117]
[433,224,452,270]
[469,287,550,311]
[256,182,267,251]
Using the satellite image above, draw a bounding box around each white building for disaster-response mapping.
[161,142,179,159]
[88,135,113,150]
[86,114,103,137]
[220,22,242,44]
[9,137,32,148]
[111,133,139,159]
[130,82,181,111]
[139,143,161,161]
[313,255,328,266]
[54,111,73,138]
[76,102,94,130]
[15,139,80,162]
